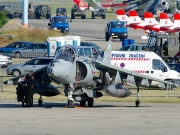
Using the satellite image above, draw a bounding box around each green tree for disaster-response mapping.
[0,12,8,28]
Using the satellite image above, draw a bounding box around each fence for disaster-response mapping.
[1,75,180,99]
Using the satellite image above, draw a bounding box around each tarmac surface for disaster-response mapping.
[0,100,180,135]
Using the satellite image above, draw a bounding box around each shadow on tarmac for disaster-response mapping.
[0,101,151,108]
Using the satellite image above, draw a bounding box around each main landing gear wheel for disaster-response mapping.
[38,96,43,106]
[87,97,94,107]
[80,101,86,107]
[135,100,140,107]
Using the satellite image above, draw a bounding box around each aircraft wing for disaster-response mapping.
[95,60,174,86]
[4,66,48,85]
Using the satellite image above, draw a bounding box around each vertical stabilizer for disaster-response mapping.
[73,0,88,7]
[160,13,174,27]
[116,9,130,24]
[102,37,112,64]
[144,12,159,25]
[129,10,144,24]
[174,13,180,27]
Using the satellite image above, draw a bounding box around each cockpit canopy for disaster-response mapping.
[55,46,76,61]
[54,45,98,61]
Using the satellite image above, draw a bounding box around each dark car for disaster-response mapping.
[6,57,54,77]
[10,42,48,58]
[0,42,32,56]
[80,42,102,53]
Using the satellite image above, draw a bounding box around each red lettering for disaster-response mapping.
[165,20,168,25]
[134,18,136,22]
[149,20,152,23]
[122,16,126,20]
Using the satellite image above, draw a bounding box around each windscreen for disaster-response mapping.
[111,22,126,28]
[54,17,68,23]
[57,8,66,12]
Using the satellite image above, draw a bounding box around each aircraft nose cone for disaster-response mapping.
[48,62,66,80]
[47,59,75,84]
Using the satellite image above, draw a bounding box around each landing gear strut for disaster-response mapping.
[135,80,141,107]
[66,84,75,108]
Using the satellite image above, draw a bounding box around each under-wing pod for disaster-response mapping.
[106,84,132,98]
[35,83,60,96]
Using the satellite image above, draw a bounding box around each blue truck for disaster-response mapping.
[105,20,128,41]
[48,16,69,33]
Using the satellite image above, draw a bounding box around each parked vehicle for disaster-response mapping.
[6,57,54,77]
[111,51,180,88]
[10,42,48,58]
[0,42,32,56]
[80,42,102,52]
[71,4,86,19]
[48,16,69,33]
[36,5,51,19]
[0,5,14,19]
[0,55,12,68]
[28,2,39,19]
[105,20,128,41]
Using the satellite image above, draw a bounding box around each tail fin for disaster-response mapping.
[160,13,174,27]
[174,13,180,27]
[128,10,144,24]
[116,9,130,22]
[73,0,88,7]
[144,12,159,25]
[102,37,112,64]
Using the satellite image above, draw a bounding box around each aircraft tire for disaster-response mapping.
[105,33,109,41]
[92,12,95,19]
[22,101,25,107]
[71,9,75,19]
[87,97,94,107]
[38,99,43,106]
[102,14,105,19]
[80,101,86,107]
[135,100,140,107]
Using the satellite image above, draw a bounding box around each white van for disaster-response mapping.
[111,51,180,86]
[0,55,12,68]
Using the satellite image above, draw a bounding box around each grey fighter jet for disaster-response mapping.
[4,38,174,108]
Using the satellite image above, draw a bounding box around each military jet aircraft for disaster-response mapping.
[4,38,174,108]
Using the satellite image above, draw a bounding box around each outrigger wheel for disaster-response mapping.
[135,99,140,107]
